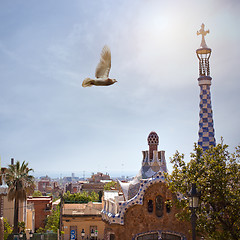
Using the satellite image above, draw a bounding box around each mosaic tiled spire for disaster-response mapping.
[196,24,216,151]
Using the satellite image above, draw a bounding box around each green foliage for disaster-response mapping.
[36,227,45,233]
[45,205,60,233]
[5,161,35,201]
[90,191,99,201]
[4,218,12,240]
[5,160,35,233]
[63,191,99,203]
[166,141,240,240]
[18,221,25,232]
[32,190,42,197]
[104,181,117,190]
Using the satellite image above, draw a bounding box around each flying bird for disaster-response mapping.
[82,45,117,87]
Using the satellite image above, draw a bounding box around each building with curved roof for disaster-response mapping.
[102,132,191,240]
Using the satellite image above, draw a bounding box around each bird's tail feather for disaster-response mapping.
[82,78,93,87]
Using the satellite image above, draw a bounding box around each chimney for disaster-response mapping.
[147,132,159,160]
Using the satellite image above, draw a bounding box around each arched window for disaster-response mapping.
[137,232,158,240]
[147,199,153,213]
[155,195,163,217]
[135,232,183,240]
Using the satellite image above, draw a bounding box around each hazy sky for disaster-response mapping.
[1,0,240,178]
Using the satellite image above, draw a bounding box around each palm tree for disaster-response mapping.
[5,161,34,233]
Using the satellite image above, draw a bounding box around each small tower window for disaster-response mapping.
[155,195,163,217]
[147,200,153,213]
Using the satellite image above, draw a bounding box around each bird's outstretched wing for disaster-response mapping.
[95,45,111,79]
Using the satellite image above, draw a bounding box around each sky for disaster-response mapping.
[0,0,240,178]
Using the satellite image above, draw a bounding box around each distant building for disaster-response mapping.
[81,182,105,194]
[63,175,80,184]
[38,179,51,194]
[102,132,192,240]
[65,182,82,194]
[37,177,62,198]
[88,172,110,183]
[62,201,105,240]
[27,196,52,230]
[71,172,111,196]
[51,181,62,198]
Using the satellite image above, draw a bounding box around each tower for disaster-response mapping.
[196,24,216,151]
[141,132,167,178]
[147,131,159,160]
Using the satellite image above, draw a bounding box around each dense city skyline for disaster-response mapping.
[1,0,240,177]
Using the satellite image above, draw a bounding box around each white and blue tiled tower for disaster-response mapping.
[196,24,216,151]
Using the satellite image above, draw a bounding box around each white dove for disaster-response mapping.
[82,45,117,87]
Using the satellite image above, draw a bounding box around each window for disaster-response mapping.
[147,200,153,213]
[155,195,163,217]
[137,233,158,240]
[45,203,50,210]
[162,233,181,240]
[110,234,115,240]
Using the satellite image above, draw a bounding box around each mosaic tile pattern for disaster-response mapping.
[141,150,167,179]
[198,84,216,151]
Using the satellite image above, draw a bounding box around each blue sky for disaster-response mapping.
[0,0,240,178]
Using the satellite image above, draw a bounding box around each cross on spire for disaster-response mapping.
[197,23,210,48]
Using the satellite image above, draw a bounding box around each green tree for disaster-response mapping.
[104,181,117,190]
[45,205,60,233]
[18,221,25,233]
[63,191,99,203]
[32,190,42,197]
[36,227,45,233]
[3,218,12,240]
[90,191,99,201]
[166,141,240,240]
[5,161,35,233]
